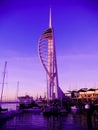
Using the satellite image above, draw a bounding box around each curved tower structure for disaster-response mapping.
[38,9,63,100]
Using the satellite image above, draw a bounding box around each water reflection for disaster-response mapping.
[45,113,86,130]
[5,113,47,130]
[45,116,63,130]
[0,112,98,130]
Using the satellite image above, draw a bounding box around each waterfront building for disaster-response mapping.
[38,9,64,100]
[66,88,98,103]
[78,88,98,101]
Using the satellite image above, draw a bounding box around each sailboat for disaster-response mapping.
[0,61,14,120]
[0,61,8,112]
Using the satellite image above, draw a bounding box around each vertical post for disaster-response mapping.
[85,103,93,130]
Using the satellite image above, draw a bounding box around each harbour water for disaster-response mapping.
[0,103,98,130]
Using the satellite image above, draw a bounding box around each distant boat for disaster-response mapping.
[18,95,42,113]
[18,95,35,109]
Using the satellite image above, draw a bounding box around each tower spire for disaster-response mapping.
[49,8,52,28]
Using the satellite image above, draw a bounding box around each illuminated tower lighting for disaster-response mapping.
[38,8,64,100]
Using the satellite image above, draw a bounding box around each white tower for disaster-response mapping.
[38,9,64,100]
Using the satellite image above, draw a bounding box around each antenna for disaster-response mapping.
[49,8,52,28]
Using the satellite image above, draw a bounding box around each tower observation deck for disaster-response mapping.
[38,9,64,100]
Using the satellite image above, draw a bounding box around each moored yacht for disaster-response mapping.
[0,61,13,120]
[18,95,42,113]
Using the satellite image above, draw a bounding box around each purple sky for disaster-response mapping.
[0,0,98,100]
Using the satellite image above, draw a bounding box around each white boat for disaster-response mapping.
[71,105,79,113]
[23,106,42,113]
[17,95,35,109]
[17,95,42,113]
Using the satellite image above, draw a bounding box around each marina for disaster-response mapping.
[0,102,98,129]
[0,103,98,130]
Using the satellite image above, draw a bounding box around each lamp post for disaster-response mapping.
[85,103,92,130]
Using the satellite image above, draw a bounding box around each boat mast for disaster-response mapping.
[0,61,7,104]
[16,81,19,100]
